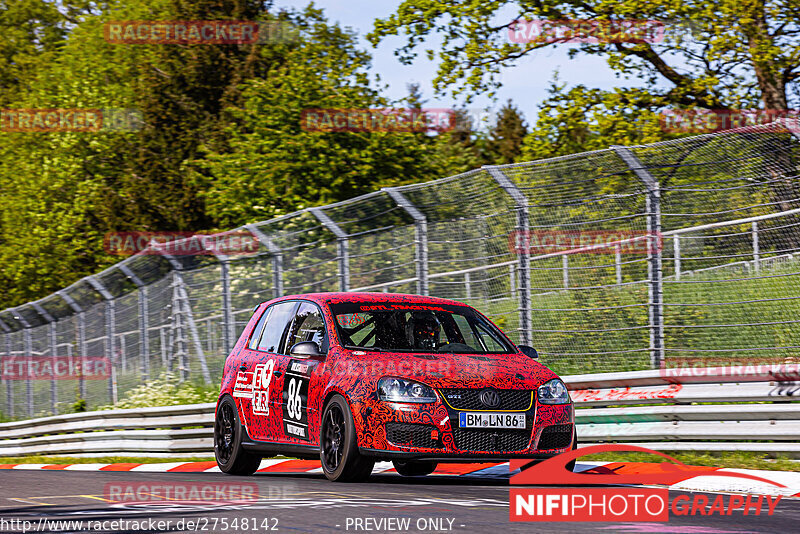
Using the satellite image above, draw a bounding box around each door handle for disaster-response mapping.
[239,365,247,372]
[273,371,283,377]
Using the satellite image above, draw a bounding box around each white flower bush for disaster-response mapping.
[100,374,218,410]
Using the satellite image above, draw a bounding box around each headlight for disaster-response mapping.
[378,377,437,403]
[537,379,570,405]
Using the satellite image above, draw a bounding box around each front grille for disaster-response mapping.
[439,388,532,410]
[536,424,574,450]
[385,422,441,449]
[452,428,531,452]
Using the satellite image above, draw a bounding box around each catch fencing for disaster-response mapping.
[1,120,800,418]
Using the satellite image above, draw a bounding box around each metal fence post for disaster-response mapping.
[613,146,664,369]
[86,276,117,405]
[171,272,187,382]
[119,264,149,382]
[562,255,569,289]
[0,319,12,418]
[485,166,532,346]
[752,222,760,272]
[245,224,284,298]
[310,208,350,292]
[32,303,57,414]
[673,235,681,280]
[220,259,234,354]
[615,245,623,284]
[384,188,430,295]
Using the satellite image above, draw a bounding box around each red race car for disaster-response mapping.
[214,292,575,481]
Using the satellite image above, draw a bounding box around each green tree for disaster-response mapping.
[368,1,799,111]
[521,77,668,159]
[193,6,431,227]
[486,99,528,164]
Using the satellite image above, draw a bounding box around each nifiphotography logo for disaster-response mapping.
[510,444,786,522]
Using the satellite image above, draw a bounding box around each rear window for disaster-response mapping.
[330,302,513,354]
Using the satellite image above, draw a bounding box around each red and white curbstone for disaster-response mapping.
[1,459,799,497]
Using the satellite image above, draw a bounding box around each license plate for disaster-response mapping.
[458,412,526,429]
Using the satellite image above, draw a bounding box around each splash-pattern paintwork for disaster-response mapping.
[217,292,575,458]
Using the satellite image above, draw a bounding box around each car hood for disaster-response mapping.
[335,349,560,390]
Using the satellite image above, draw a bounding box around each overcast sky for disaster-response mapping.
[280,0,636,127]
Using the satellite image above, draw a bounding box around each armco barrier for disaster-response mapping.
[0,368,798,457]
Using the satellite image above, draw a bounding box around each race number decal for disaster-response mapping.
[252,359,275,415]
[281,359,315,441]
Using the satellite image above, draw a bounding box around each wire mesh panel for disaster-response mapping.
[663,211,800,369]
[254,210,340,294]
[497,150,652,374]
[4,329,24,418]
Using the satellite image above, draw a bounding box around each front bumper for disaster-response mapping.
[352,391,574,459]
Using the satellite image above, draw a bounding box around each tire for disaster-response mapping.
[214,395,261,476]
[320,394,375,482]
[392,460,437,477]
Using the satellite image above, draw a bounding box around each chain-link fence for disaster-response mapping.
[2,120,800,419]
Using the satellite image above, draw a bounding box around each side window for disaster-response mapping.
[257,301,298,353]
[286,302,327,352]
[248,306,272,350]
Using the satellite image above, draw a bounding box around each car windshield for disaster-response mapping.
[330,302,514,354]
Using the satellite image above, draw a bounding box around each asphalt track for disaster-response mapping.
[0,469,798,534]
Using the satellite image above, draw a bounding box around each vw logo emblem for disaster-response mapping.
[479,389,501,408]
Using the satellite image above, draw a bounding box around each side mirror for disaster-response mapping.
[518,345,538,359]
[290,341,325,358]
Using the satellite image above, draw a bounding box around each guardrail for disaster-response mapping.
[1,367,798,457]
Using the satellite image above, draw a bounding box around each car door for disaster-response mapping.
[278,301,327,444]
[241,300,298,442]
[231,304,271,436]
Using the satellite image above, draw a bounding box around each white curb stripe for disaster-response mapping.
[11,464,52,470]
[129,462,188,472]
[63,464,112,471]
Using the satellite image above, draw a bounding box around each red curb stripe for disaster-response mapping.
[100,463,143,471]
[433,462,505,475]
[0,464,18,469]
[257,460,321,473]
[42,464,72,470]
[167,461,218,473]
